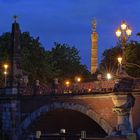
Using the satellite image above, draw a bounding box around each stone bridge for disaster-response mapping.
[1,91,140,140]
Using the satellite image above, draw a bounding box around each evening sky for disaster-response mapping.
[0,0,140,69]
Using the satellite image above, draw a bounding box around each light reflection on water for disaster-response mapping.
[39,137,80,140]
[26,133,105,140]
[27,136,80,140]
[27,134,83,140]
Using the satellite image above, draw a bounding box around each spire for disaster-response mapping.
[92,19,97,32]
[13,15,18,23]
[12,15,21,50]
[9,15,22,87]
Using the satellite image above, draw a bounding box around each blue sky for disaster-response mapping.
[0,0,140,69]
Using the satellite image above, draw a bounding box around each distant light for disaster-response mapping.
[88,88,91,92]
[60,129,66,134]
[107,73,112,80]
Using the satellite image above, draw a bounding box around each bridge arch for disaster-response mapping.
[19,102,113,135]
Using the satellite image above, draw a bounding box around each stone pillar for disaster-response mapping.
[113,106,132,135]
[53,78,59,94]
[2,100,21,140]
[112,94,134,135]
[6,16,24,95]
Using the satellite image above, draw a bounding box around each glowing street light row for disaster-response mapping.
[65,77,82,87]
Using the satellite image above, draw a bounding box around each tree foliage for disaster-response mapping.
[125,41,140,77]
[99,46,122,75]
[48,42,90,82]
[0,32,90,86]
[99,40,140,77]
[20,32,50,83]
[0,33,11,86]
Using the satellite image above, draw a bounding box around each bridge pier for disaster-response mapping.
[113,106,132,135]
[1,99,21,140]
[112,94,134,135]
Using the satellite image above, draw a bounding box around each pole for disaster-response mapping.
[4,74,7,87]
[121,31,126,68]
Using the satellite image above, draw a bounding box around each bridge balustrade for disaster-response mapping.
[1,79,140,96]
[20,80,116,96]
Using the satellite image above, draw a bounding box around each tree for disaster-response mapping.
[99,46,122,76]
[20,32,51,84]
[0,32,11,86]
[99,40,140,78]
[47,42,90,82]
[0,32,52,86]
[125,41,140,77]
[0,32,90,86]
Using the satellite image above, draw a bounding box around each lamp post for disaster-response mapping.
[115,21,132,76]
[4,71,8,87]
[113,22,135,135]
[117,57,140,74]
[65,80,70,87]
[74,76,82,93]
[76,77,81,83]
[64,80,70,94]
[3,64,8,70]
[75,76,81,83]
[117,57,122,75]
[117,57,122,65]
[3,64,9,87]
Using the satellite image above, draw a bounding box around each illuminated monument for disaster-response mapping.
[91,19,98,74]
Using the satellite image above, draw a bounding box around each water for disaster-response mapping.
[39,136,80,140]
[27,133,83,140]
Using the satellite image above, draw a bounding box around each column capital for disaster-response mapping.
[113,106,130,116]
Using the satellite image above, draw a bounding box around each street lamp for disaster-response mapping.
[64,80,71,94]
[65,80,70,87]
[115,22,136,136]
[75,76,82,83]
[74,76,82,93]
[3,64,8,70]
[117,57,140,73]
[117,57,123,74]
[117,57,122,65]
[4,71,8,87]
[115,21,132,76]
[3,64,9,87]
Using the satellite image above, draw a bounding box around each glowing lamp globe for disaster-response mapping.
[121,21,127,30]
[116,28,121,37]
